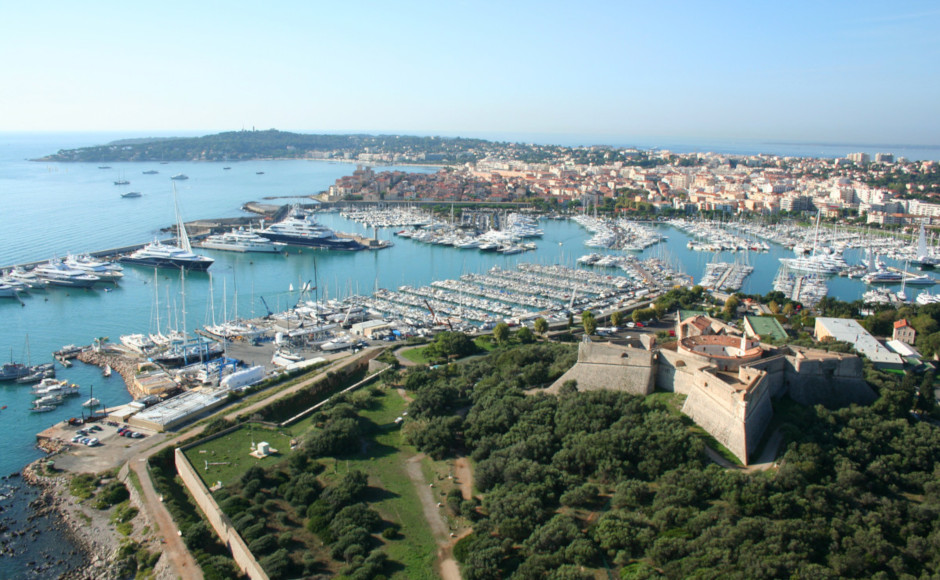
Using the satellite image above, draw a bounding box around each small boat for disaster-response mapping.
[256,171,265,175]
[30,404,55,413]
[170,173,189,180]
[103,365,112,378]
[82,397,100,408]
[97,166,112,169]
[142,170,159,175]
[223,167,231,170]
[121,192,142,198]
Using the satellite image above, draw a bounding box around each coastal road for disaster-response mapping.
[127,457,203,580]
[119,347,382,579]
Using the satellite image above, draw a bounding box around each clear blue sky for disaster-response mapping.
[2,1,939,144]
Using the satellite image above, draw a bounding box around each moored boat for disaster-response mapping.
[257,206,365,251]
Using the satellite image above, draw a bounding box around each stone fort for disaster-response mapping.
[549,314,875,465]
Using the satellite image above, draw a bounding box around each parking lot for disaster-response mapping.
[40,419,164,474]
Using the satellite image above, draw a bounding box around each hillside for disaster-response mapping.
[34,129,498,164]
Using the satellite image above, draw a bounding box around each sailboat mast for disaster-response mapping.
[173,183,192,253]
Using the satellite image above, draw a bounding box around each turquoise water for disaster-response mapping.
[0,133,918,478]
[0,132,926,578]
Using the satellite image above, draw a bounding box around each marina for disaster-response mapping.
[0,139,934,492]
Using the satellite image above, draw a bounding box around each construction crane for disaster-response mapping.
[259,296,273,318]
[423,299,453,331]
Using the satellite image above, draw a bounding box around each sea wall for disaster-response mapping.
[174,448,269,580]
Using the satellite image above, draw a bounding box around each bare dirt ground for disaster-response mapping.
[405,454,479,580]
[405,454,463,580]
[454,457,473,501]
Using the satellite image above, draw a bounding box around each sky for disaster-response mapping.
[2,1,939,145]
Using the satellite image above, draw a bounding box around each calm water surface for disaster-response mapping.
[0,132,926,577]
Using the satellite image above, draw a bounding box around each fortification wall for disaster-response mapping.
[656,349,711,395]
[744,354,788,398]
[175,448,270,580]
[550,342,655,395]
[785,353,875,407]
[681,381,748,463]
[680,369,773,465]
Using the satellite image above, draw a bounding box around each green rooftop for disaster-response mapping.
[744,315,787,341]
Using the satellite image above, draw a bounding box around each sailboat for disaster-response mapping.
[119,184,214,271]
[911,224,939,269]
[0,336,54,382]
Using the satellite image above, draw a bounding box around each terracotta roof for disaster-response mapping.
[894,319,910,329]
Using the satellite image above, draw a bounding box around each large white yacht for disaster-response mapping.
[33,259,101,288]
[65,254,124,282]
[258,207,365,251]
[120,240,214,271]
[198,228,281,253]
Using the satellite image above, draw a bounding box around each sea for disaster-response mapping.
[0,131,932,577]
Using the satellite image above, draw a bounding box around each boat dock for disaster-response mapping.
[700,261,754,292]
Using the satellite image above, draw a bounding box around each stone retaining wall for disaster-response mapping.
[175,448,269,580]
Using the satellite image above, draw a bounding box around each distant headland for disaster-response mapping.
[34,129,505,165]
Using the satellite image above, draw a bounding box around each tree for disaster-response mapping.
[517,326,535,344]
[768,301,780,315]
[534,317,548,336]
[610,311,623,328]
[493,322,510,345]
[783,303,796,317]
[582,311,597,336]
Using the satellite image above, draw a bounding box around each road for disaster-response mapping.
[127,456,203,580]
[116,347,382,579]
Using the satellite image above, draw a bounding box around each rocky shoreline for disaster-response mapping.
[76,349,146,400]
[20,456,173,580]
[22,460,115,579]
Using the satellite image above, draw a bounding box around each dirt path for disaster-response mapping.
[454,457,473,501]
[128,457,203,580]
[405,454,462,580]
[747,429,784,472]
[393,346,419,367]
[117,349,381,579]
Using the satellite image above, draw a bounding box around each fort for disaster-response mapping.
[551,314,876,465]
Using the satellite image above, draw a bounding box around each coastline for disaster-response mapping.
[20,453,171,580]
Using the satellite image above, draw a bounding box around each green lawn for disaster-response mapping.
[317,388,439,579]
[400,346,432,365]
[183,425,295,488]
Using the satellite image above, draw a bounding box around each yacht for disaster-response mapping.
[113,179,130,186]
[257,207,365,251]
[142,170,159,175]
[902,272,936,286]
[916,290,940,305]
[170,173,189,180]
[0,284,20,298]
[121,184,213,270]
[862,268,904,285]
[6,267,48,291]
[152,340,224,367]
[33,259,100,288]
[198,228,281,253]
[65,254,124,283]
[121,192,142,198]
[320,337,355,351]
[120,240,214,271]
[33,378,80,397]
[778,252,847,275]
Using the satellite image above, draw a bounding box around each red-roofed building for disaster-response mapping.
[893,319,916,345]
